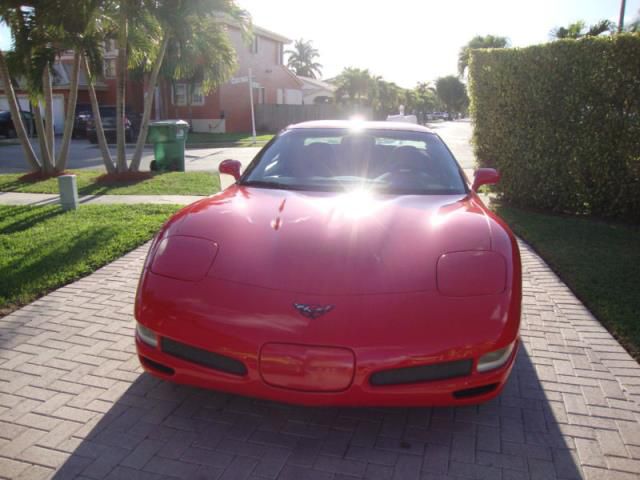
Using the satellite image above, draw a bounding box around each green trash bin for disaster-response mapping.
[147,120,190,172]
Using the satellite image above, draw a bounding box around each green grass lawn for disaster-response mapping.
[0,204,181,313]
[187,132,273,146]
[0,170,220,196]
[494,202,640,359]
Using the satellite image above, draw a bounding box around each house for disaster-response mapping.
[155,21,304,133]
[1,21,303,134]
[298,76,336,105]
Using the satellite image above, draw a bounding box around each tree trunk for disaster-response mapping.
[115,2,128,173]
[43,64,55,163]
[0,50,41,171]
[33,103,55,174]
[56,51,81,171]
[83,55,115,174]
[129,32,169,172]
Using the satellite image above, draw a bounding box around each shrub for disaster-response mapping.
[468,35,640,222]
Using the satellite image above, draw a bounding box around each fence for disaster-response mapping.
[255,104,374,132]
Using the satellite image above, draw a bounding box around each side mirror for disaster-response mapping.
[472,168,500,192]
[219,159,241,181]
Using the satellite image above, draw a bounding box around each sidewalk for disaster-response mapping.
[0,191,206,206]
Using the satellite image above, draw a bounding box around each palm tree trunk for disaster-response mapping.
[0,50,41,172]
[129,32,169,172]
[56,51,81,171]
[33,103,55,175]
[115,2,128,173]
[83,55,115,174]
[43,64,56,163]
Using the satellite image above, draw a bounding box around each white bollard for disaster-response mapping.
[58,174,79,211]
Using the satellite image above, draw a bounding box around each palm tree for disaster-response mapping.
[333,67,375,105]
[371,78,402,116]
[128,0,249,172]
[458,35,509,77]
[51,0,112,172]
[0,1,113,174]
[0,50,40,171]
[414,82,439,116]
[0,2,57,174]
[285,39,322,79]
[435,75,468,117]
[550,19,615,39]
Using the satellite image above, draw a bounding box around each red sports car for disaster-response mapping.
[135,121,521,406]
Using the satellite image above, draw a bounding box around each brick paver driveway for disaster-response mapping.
[1,241,639,480]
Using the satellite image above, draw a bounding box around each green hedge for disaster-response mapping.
[469,35,640,222]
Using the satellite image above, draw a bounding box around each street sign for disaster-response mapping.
[230,76,249,85]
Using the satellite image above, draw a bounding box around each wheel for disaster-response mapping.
[88,134,98,144]
[150,160,158,172]
[7,128,16,138]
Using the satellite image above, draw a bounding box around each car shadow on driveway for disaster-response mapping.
[51,346,583,479]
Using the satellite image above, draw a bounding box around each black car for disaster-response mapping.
[0,110,36,138]
[71,103,93,139]
[86,106,135,144]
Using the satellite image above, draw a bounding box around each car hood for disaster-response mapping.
[169,185,493,295]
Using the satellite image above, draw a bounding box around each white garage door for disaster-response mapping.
[0,94,65,134]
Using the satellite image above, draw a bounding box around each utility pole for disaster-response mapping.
[618,0,626,32]
[248,68,257,145]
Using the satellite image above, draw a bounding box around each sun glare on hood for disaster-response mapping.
[336,188,378,219]
[348,116,366,132]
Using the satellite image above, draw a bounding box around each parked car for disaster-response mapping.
[0,110,36,138]
[134,120,521,407]
[71,103,92,138]
[86,106,134,144]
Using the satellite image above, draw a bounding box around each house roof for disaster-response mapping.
[253,25,291,44]
[217,14,292,44]
[298,76,336,92]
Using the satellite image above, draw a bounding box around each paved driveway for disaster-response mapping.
[0,241,639,480]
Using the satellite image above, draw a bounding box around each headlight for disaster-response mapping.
[477,341,515,372]
[136,323,158,348]
[437,250,506,296]
[151,235,218,281]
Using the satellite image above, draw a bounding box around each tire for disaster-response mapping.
[7,128,17,138]
[150,160,158,172]
[88,134,98,144]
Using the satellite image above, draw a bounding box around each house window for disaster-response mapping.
[173,83,187,106]
[191,84,205,106]
[276,44,283,65]
[103,59,116,78]
[250,36,259,54]
[254,87,265,104]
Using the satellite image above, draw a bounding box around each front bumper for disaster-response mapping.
[135,269,521,407]
[136,335,518,407]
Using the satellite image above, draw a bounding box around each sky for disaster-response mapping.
[1,0,639,88]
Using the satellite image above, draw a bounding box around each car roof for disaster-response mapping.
[285,120,435,133]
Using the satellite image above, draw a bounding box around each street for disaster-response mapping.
[0,120,476,177]
[0,139,260,175]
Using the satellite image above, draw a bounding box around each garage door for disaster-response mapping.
[0,94,65,134]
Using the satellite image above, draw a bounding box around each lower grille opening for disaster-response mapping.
[140,355,175,376]
[161,337,248,376]
[370,359,473,386]
[453,383,499,399]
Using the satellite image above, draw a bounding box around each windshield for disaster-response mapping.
[241,128,467,195]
